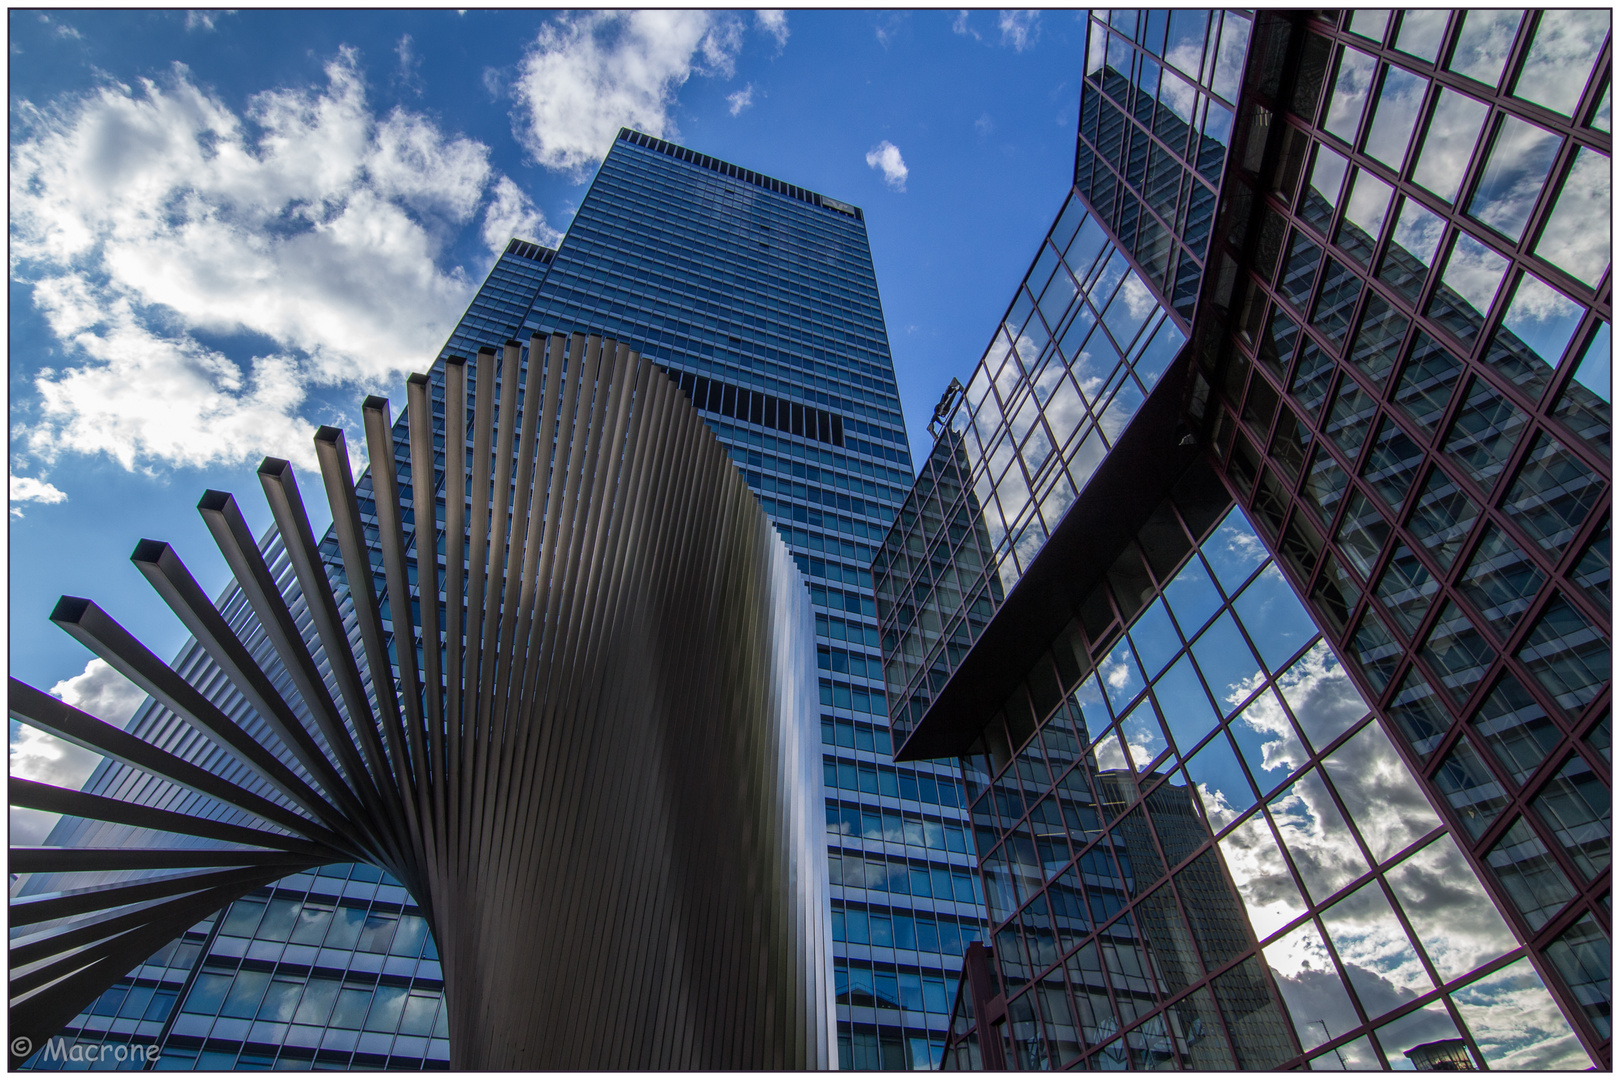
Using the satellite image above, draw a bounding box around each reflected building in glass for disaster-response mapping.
[19,133,978,1070]
[878,9,1609,1071]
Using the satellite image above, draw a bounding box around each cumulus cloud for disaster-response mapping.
[755,10,789,50]
[10,474,67,517]
[11,50,553,475]
[727,83,756,116]
[511,11,746,179]
[999,10,1041,51]
[865,139,908,191]
[50,657,149,726]
[481,175,562,255]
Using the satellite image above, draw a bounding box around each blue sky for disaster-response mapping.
[8,9,1084,772]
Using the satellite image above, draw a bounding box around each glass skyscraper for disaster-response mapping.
[878,9,1609,1072]
[22,130,977,1070]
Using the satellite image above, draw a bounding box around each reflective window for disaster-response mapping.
[1470,674,1561,786]
[1444,376,1528,491]
[1411,88,1490,203]
[1420,600,1497,702]
[1364,65,1427,171]
[1543,914,1612,1039]
[1348,9,1392,44]
[1486,272,1585,403]
[1323,46,1378,143]
[1300,142,1349,234]
[1487,816,1576,930]
[1324,381,1376,460]
[1433,737,1509,839]
[1454,956,1594,1069]
[1335,490,1390,580]
[1501,432,1604,553]
[1290,340,1337,417]
[1467,114,1563,242]
[1457,524,1545,639]
[1512,10,1610,118]
[1531,753,1611,879]
[1348,294,1408,386]
[1406,467,1479,572]
[1591,80,1613,134]
[1279,229,1324,311]
[1362,416,1425,511]
[1516,595,1608,716]
[1387,834,1517,981]
[1428,231,1510,344]
[1375,543,1437,636]
[1386,666,1452,757]
[1395,10,1449,64]
[1534,147,1612,290]
[1310,257,1361,346]
[1350,609,1403,692]
[1320,878,1433,1014]
[1447,10,1525,89]
[1323,721,1441,860]
[1375,999,1471,1067]
[1392,332,1462,436]
[1552,322,1612,458]
[1270,768,1368,902]
[1336,169,1393,268]
[1379,197,1445,304]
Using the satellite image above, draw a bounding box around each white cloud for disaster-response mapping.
[11,51,553,475]
[998,10,1041,52]
[974,112,993,137]
[874,13,906,47]
[727,83,756,116]
[755,10,789,50]
[481,175,563,255]
[511,11,746,180]
[865,139,908,192]
[952,11,982,41]
[40,13,83,39]
[10,474,67,518]
[395,33,423,96]
[50,658,149,727]
[184,11,222,32]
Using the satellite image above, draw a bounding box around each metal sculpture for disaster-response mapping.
[9,333,833,1069]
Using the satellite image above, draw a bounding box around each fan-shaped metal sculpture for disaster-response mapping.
[9,333,834,1069]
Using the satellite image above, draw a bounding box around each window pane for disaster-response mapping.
[1543,914,1613,1039]
[1486,816,1576,929]
[1467,115,1563,242]
[1264,921,1360,1048]
[1379,197,1445,304]
[1553,323,1612,458]
[1337,169,1393,268]
[1375,544,1437,636]
[1444,376,1528,491]
[1324,381,1376,460]
[1300,143,1349,234]
[1348,294,1407,386]
[1433,737,1510,839]
[1420,600,1497,703]
[1517,595,1609,716]
[1364,65,1427,171]
[1386,834,1517,981]
[1447,10,1525,89]
[1362,416,1425,511]
[1311,257,1362,346]
[1591,80,1613,133]
[1290,339,1337,417]
[1486,272,1585,405]
[1335,490,1390,579]
[1349,9,1392,44]
[1269,768,1369,902]
[1411,88,1490,203]
[1428,231,1510,345]
[1502,432,1605,553]
[1279,229,1324,311]
[1392,332,1461,436]
[1322,720,1441,860]
[1513,10,1610,118]
[1386,666,1452,757]
[1324,46,1378,143]
[1406,466,1479,572]
[1396,11,1449,63]
[1534,147,1612,290]
[1531,753,1611,878]
[1471,674,1561,785]
[1320,878,1433,1014]
[1349,609,1402,692]
[1457,524,1545,638]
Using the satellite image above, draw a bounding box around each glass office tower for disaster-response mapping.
[24,132,977,1070]
[879,9,1608,1072]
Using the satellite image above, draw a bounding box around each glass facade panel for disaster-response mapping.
[1411,89,1489,204]
[1534,147,1612,290]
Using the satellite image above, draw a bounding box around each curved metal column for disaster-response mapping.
[9,334,832,1070]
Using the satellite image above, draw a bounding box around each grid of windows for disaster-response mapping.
[937,482,1588,1070]
[875,193,1188,749]
[1185,10,1610,1059]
